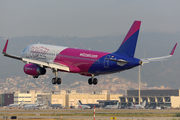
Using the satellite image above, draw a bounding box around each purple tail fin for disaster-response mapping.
[115,21,141,57]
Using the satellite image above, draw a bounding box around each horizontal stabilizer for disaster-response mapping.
[141,43,177,64]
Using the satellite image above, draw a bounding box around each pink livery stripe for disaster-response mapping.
[53,48,109,73]
[121,21,141,45]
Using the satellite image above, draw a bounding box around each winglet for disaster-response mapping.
[170,43,177,55]
[2,39,22,60]
[3,39,9,53]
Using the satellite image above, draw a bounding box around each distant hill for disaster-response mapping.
[0,32,180,90]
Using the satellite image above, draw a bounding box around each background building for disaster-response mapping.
[0,94,14,106]
[14,90,37,104]
[35,90,122,108]
[119,89,180,108]
[0,89,122,107]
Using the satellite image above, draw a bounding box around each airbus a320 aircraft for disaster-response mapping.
[8,100,24,109]
[2,21,177,85]
[129,100,146,109]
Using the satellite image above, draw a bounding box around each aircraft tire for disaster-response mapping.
[33,76,38,78]
[57,78,62,84]
[88,78,93,85]
[93,78,98,85]
[52,78,57,84]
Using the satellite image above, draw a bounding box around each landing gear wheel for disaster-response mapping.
[52,78,57,84]
[93,78,98,85]
[88,78,93,85]
[52,69,62,85]
[57,78,62,84]
[33,76,38,78]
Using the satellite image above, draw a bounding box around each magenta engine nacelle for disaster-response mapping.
[24,63,46,76]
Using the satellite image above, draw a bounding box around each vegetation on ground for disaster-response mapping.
[0,113,179,117]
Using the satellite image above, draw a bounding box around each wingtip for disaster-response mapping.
[3,39,9,53]
[170,43,177,55]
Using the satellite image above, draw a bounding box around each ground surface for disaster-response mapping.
[0,108,180,120]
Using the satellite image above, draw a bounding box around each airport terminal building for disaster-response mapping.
[1,89,180,108]
[0,90,122,108]
[119,89,180,108]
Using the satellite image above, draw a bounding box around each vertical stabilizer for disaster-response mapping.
[48,101,51,106]
[142,100,146,107]
[117,102,119,107]
[77,101,81,106]
[35,100,38,104]
[115,21,141,57]
[131,102,134,106]
[78,100,82,105]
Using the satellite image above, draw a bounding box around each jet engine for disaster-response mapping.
[24,63,46,76]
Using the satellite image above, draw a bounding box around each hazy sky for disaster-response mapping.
[0,0,180,38]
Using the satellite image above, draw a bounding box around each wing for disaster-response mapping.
[22,58,70,71]
[141,43,177,64]
[2,39,70,72]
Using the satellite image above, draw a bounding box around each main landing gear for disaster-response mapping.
[33,76,38,78]
[88,74,98,85]
[52,69,62,85]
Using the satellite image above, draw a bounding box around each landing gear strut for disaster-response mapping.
[52,69,62,85]
[88,74,98,85]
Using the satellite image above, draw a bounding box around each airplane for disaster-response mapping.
[77,100,91,109]
[2,21,177,85]
[129,100,146,109]
[47,100,62,109]
[8,100,24,109]
[38,100,46,107]
[104,102,119,109]
[78,100,101,109]
[23,100,40,110]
